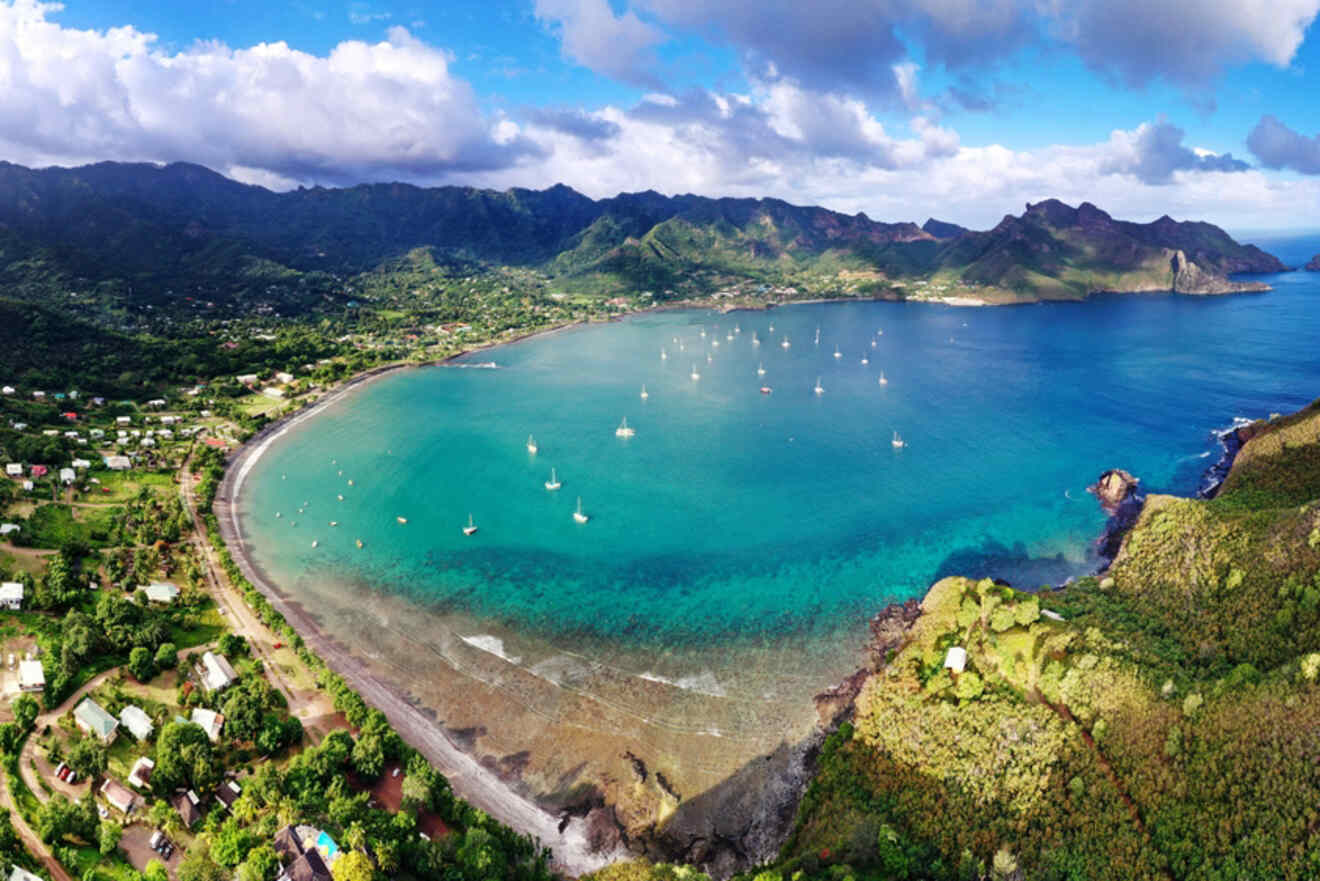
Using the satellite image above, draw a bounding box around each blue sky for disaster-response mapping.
[5,0,1320,230]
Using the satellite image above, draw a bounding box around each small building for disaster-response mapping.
[29,465,46,479]
[17,660,43,693]
[262,387,286,400]
[199,651,238,693]
[59,468,75,484]
[100,778,136,815]
[0,386,13,395]
[9,866,44,881]
[236,374,259,385]
[191,707,224,743]
[61,411,77,421]
[278,849,332,881]
[127,756,155,789]
[215,779,241,811]
[275,372,294,384]
[3,464,20,477]
[119,705,154,741]
[173,789,202,828]
[146,399,167,408]
[89,429,105,439]
[943,646,968,674]
[74,698,119,744]
[274,825,338,881]
[140,437,155,448]
[0,525,18,538]
[0,582,23,609]
[143,582,179,604]
[103,455,131,471]
[20,481,32,492]
[31,391,44,399]
[71,458,91,470]
[116,416,131,425]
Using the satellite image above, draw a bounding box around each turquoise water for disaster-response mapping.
[238,260,1320,654]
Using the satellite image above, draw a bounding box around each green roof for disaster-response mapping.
[74,698,118,738]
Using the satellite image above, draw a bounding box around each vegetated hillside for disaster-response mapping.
[647,397,1320,881]
[0,161,1285,310]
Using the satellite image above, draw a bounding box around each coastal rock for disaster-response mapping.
[1306,254,1320,271]
[1089,469,1141,514]
[1170,249,1269,295]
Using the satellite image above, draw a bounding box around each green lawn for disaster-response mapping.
[81,470,174,504]
[15,503,122,549]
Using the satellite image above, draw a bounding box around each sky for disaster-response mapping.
[4,0,1320,231]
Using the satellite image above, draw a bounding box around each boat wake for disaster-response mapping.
[460,634,522,665]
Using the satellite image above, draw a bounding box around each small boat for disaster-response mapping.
[282,474,287,480]
[752,332,760,346]
[712,338,720,348]
[861,355,869,365]
[397,516,408,524]
[833,346,842,359]
[814,327,821,346]
[290,521,297,527]
[463,514,478,536]
[312,540,318,548]
[573,497,589,524]
[814,377,825,395]
[640,385,649,399]
[877,328,884,336]
[356,538,364,548]
[691,365,701,381]
[615,417,636,438]
[275,512,281,519]
[760,386,773,394]
[679,342,685,351]
[337,494,344,501]
[726,332,734,341]
[757,362,766,376]
[545,468,562,491]
[329,521,338,527]
[661,348,668,360]
[871,339,877,348]
[527,435,538,454]
[878,371,888,386]
[781,337,791,349]
[338,470,343,476]
[706,353,713,364]
[769,323,775,332]
[892,431,905,449]
[699,328,707,338]
[735,324,741,334]
[347,479,354,486]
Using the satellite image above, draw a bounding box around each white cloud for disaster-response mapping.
[0,0,538,184]
[532,0,665,88]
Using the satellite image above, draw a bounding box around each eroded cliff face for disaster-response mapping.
[1170,249,1269,295]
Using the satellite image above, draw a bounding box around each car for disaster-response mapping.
[66,770,77,784]
[273,641,283,649]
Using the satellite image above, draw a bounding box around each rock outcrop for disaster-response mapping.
[1306,254,1320,271]
[1089,469,1146,563]
[1170,250,1269,295]
[1089,469,1141,513]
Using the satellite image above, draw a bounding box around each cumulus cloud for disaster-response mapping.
[524,107,622,142]
[1247,115,1320,175]
[1100,120,1249,185]
[0,0,538,185]
[532,0,665,88]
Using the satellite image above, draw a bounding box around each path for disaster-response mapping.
[19,668,123,805]
[0,767,73,881]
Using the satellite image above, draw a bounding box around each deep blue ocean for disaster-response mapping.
[238,240,1320,659]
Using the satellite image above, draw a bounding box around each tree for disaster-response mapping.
[98,820,122,855]
[155,721,219,792]
[210,816,256,868]
[154,642,178,670]
[178,842,228,881]
[351,732,385,779]
[11,694,39,732]
[332,850,377,881]
[65,735,107,779]
[237,844,279,881]
[218,633,247,658]
[128,646,156,682]
[143,861,170,881]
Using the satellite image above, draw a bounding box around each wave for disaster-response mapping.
[449,361,499,369]
[637,670,727,698]
[459,634,522,665]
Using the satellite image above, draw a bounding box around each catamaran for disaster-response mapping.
[526,434,538,454]
[573,497,589,524]
[545,468,561,491]
[616,417,636,438]
[640,385,649,399]
[814,327,821,346]
[463,514,478,536]
[892,431,905,449]
[814,377,825,395]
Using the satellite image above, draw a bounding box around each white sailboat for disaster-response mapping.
[781,336,791,349]
[712,338,720,348]
[661,348,668,360]
[892,431,905,449]
[814,327,821,346]
[879,371,888,385]
[691,364,701,380]
[871,338,878,348]
[527,434,538,454]
[311,540,318,548]
[833,346,842,359]
[545,468,561,491]
[726,332,734,341]
[573,497,589,524]
[700,328,707,338]
[734,324,741,334]
[861,354,869,365]
[757,362,766,376]
[752,332,760,346]
[769,323,775,332]
[640,384,649,399]
[616,417,636,438]
[463,514,478,536]
[814,377,825,395]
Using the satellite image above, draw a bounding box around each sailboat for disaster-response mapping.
[691,364,701,381]
[814,327,821,346]
[892,431,905,449]
[871,338,877,348]
[734,324,741,334]
[573,497,589,524]
[699,328,707,338]
[757,362,766,376]
[752,332,760,346]
[615,417,636,438]
[397,516,408,524]
[526,435,538,454]
[879,371,888,385]
[781,336,791,349]
[833,346,842,359]
[726,331,734,341]
[545,468,561,491]
[706,353,713,364]
[712,338,720,348]
[355,538,364,548]
[814,377,825,395]
[311,540,318,548]
[661,348,668,360]
[463,514,478,536]
[861,354,869,365]
[640,385,649,399]
[768,323,775,332]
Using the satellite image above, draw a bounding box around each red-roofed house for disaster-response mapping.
[29,465,47,479]
[62,412,78,421]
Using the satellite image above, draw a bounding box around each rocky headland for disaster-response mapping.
[1306,254,1320,271]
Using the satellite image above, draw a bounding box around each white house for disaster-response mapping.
[262,387,285,399]
[0,583,23,609]
[943,646,968,674]
[74,698,119,743]
[89,429,104,439]
[116,416,131,425]
[59,468,75,484]
[31,391,44,399]
[17,659,44,693]
[100,778,136,815]
[119,705,154,742]
[160,415,177,425]
[71,458,91,470]
[236,374,259,385]
[191,707,224,743]
[143,582,179,604]
[103,456,131,471]
[0,386,13,395]
[127,756,154,789]
[158,429,174,440]
[146,399,166,408]
[199,651,238,693]
[275,371,294,384]
[9,423,25,431]
[9,864,44,881]
[0,525,17,538]
[140,437,155,448]
[20,481,32,492]
[3,464,20,477]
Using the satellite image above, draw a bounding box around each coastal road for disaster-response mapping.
[0,768,74,881]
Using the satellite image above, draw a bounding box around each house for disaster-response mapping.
[140,437,155,448]
[943,646,968,674]
[199,651,238,693]
[9,423,25,431]
[143,582,179,604]
[0,582,23,609]
[276,372,294,384]
[146,399,167,408]
[61,411,77,421]
[0,525,18,538]
[278,849,332,881]
[17,660,43,693]
[103,456,131,471]
[116,416,131,425]
[73,698,119,743]
[71,458,91,470]
[173,789,202,828]
[236,374,259,385]
[31,391,44,399]
[127,756,155,790]
[20,482,32,492]
[119,705,154,741]
[3,464,20,477]
[160,415,177,425]
[59,468,75,484]
[9,866,44,881]
[191,707,224,743]
[262,387,286,399]
[215,779,242,811]
[0,386,13,395]
[273,825,337,881]
[89,429,104,439]
[28,466,46,479]
[99,778,136,814]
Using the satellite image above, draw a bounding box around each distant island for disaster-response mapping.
[1307,254,1320,270]
[0,160,1286,313]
